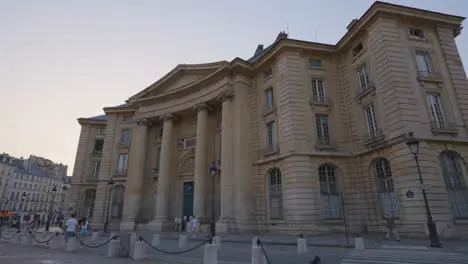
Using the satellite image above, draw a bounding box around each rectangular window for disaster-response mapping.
[415,51,431,76]
[93,139,104,154]
[311,79,326,101]
[121,129,131,146]
[92,161,100,179]
[265,88,275,111]
[427,94,445,128]
[316,115,330,145]
[122,116,133,122]
[266,121,277,147]
[263,68,272,79]
[364,104,378,137]
[183,137,197,149]
[117,154,129,173]
[357,64,370,92]
[309,59,322,68]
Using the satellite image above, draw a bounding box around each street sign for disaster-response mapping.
[406,190,415,199]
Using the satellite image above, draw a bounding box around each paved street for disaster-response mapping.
[341,249,468,264]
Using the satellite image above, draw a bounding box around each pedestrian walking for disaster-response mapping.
[64,214,78,243]
[190,215,199,238]
[80,217,88,236]
[384,214,400,241]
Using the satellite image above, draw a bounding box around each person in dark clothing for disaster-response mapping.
[385,213,400,241]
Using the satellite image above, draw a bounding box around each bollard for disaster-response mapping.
[297,238,307,254]
[251,245,266,264]
[132,241,147,261]
[92,231,99,241]
[212,236,221,249]
[66,238,78,252]
[130,232,137,256]
[110,232,117,239]
[119,232,131,258]
[178,234,187,249]
[355,237,365,251]
[23,233,33,246]
[108,239,120,257]
[151,234,160,247]
[203,244,218,264]
[12,235,20,245]
[48,235,62,250]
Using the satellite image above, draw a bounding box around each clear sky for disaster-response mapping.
[1,0,467,175]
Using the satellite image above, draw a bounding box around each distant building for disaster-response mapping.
[0,153,71,222]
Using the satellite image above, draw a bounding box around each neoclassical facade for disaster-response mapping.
[70,2,468,237]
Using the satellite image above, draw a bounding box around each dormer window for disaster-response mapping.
[352,42,364,57]
[409,28,425,40]
[263,68,273,80]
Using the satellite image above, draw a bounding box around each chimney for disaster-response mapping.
[347,19,359,31]
[276,31,288,42]
[254,44,264,56]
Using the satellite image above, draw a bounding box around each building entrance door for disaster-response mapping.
[182,181,194,220]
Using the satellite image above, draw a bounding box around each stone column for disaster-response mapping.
[148,114,175,231]
[216,89,234,233]
[193,103,210,220]
[120,119,150,231]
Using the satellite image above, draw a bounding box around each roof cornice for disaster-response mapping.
[77,118,107,125]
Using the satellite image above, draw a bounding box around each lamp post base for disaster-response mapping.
[427,222,442,248]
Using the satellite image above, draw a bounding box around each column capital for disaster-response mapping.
[135,118,151,126]
[217,89,234,103]
[160,114,177,122]
[194,103,211,113]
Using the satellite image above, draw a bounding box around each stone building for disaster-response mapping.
[0,153,69,222]
[70,2,468,237]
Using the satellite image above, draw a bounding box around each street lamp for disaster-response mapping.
[46,185,57,231]
[104,177,115,234]
[209,162,219,238]
[406,132,442,248]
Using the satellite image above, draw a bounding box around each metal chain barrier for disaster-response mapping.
[30,231,59,244]
[139,236,212,255]
[74,235,118,249]
[0,229,20,241]
[256,238,272,264]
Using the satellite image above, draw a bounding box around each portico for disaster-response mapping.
[118,63,253,232]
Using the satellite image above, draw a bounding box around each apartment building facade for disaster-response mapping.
[0,153,70,222]
[71,2,468,237]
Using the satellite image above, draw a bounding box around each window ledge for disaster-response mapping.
[356,86,376,101]
[315,144,337,151]
[120,143,131,149]
[262,108,277,117]
[322,219,344,225]
[431,128,459,136]
[263,75,273,82]
[268,219,284,225]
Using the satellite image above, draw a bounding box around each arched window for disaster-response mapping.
[318,164,341,219]
[111,185,125,219]
[439,152,468,218]
[374,158,399,218]
[83,189,96,218]
[268,168,283,220]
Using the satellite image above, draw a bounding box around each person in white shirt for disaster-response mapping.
[80,217,89,236]
[64,214,78,243]
[190,215,199,238]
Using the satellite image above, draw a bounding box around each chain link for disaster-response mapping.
[74,235,117,248]
[139,236,212,255]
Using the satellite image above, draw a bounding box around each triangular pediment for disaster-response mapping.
[129,61,228,101]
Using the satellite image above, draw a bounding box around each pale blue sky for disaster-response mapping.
[1,0,467,175]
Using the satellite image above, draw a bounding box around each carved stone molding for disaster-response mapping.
[217,89,234,103]
[194,103,211,113]
[160,113,177,122]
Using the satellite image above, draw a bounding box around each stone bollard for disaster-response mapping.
[178,235,187,249]
[252,237,258,247]
[48,235,62,250]
[251,245,266,264]
[12,235,20,245]
[297,238,307,254]
[110,232,117,239]
[66,238,78,252]
[355,237,365,251]
[130,232,137,256]
[212,236,221,249]
[132,241,147,261]
[203,244,218,264]
[151,234,160,247]
[92,231,99,241]
[108,239,120,257]
[23,233,33,246]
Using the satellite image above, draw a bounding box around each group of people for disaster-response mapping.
[63,214,88,243]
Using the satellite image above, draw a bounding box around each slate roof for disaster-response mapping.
[86,114,108,121]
